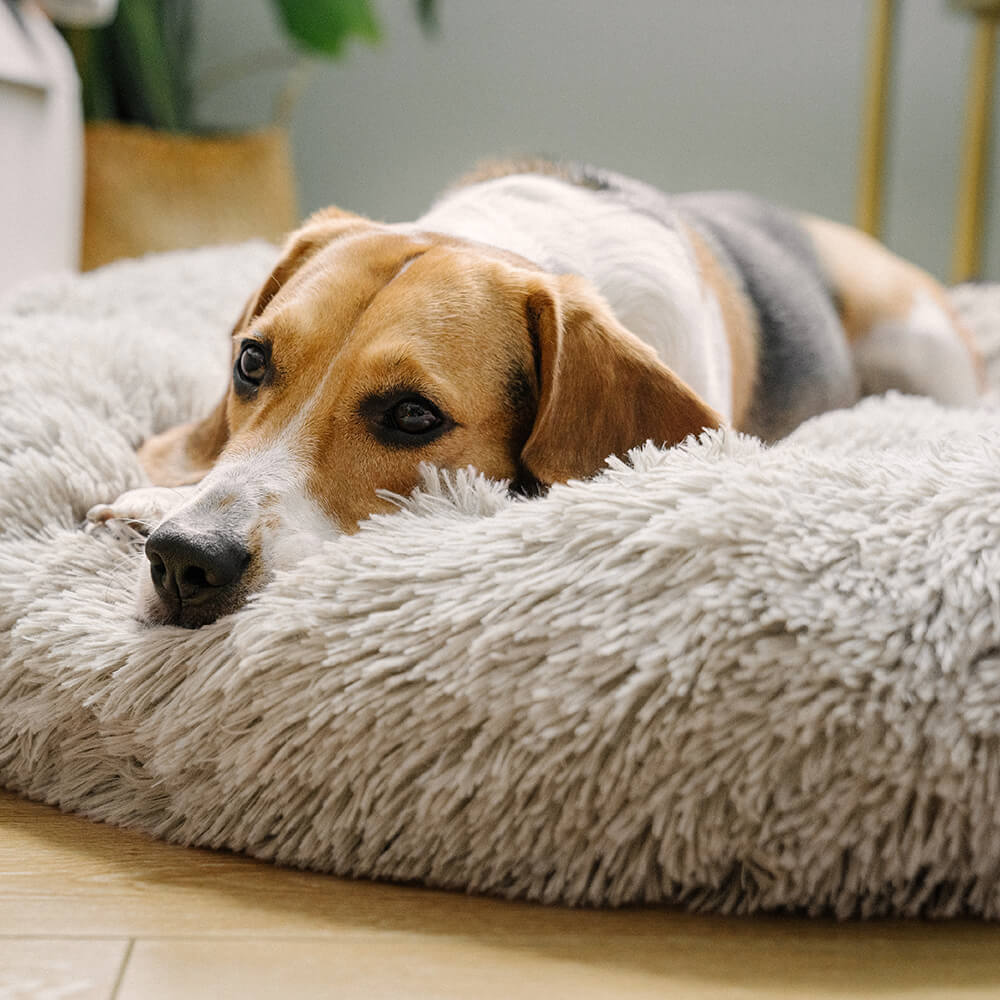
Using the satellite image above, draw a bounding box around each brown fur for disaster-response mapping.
[139,214,721,531]
[520,275,722,484]
[800,214,984,386]
[136,397,228,486]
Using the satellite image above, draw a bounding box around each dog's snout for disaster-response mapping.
[145,523,251,621]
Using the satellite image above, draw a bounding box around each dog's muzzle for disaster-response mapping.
[144,521,251,628]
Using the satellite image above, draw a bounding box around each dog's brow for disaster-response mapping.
[328,247,432,350]
[386,249,427,284]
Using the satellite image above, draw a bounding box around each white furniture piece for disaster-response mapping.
[0,0,82,294]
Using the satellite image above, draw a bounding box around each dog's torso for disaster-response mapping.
[419,161,977,440]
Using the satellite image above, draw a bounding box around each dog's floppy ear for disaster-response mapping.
[137,394,230,486]
[519,274,723,485]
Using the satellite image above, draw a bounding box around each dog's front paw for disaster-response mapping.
[85,485,193,541]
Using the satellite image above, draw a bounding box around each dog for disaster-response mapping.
[88,159,983,628]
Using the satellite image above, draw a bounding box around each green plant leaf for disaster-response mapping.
[61,25,119,121]
[272,0,381,56]
[157,0,194,131]
[110,0,186,130]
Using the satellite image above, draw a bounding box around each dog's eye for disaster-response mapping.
[389,398,442,434]
[361,390,453,448]
[236,343,268,385]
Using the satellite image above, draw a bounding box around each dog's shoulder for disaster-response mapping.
[447,157,613,195]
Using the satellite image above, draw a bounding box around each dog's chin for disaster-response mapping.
[137,592,246,630]
[135,578,254,630]
[134,563,264,630]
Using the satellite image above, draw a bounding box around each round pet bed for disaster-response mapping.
[1,244,999,918]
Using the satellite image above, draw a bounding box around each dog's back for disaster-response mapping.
[425,159,980,440]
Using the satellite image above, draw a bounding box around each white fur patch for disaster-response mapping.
[96,441,342,621]
[86,485,197,538]
[854,290,980,404]
[163,441,341,571]
[416,175,734,421]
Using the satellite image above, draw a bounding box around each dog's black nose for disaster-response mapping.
[145,523,251,610]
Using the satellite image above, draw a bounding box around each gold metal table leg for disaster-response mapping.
[856,0,898,238]
[952,12,999,282]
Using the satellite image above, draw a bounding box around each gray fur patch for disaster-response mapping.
[673,192,859,439]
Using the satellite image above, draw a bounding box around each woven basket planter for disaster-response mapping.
[82,122,297,270]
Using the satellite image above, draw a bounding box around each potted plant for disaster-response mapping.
[47,0,435,269]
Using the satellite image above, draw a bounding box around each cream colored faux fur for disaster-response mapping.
[1,245,999,917]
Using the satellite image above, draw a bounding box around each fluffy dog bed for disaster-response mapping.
[2,244,1000,919]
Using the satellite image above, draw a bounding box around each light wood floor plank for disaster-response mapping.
[118,932,1000,1000]
[4,789,1000,998]
[0,938,129,1000]
[118,936,677,1000]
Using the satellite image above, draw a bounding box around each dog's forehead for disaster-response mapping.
[272,229,427,333]
[266,228,533,363]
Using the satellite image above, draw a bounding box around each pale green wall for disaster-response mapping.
[193,1,1000,280]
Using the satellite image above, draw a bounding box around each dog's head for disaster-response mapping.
[138,209,721,627]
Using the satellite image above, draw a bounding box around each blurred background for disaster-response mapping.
[3,0,999,294]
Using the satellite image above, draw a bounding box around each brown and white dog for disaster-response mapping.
[89,160,982,628]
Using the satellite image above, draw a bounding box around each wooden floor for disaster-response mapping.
[3,790,1000,999]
